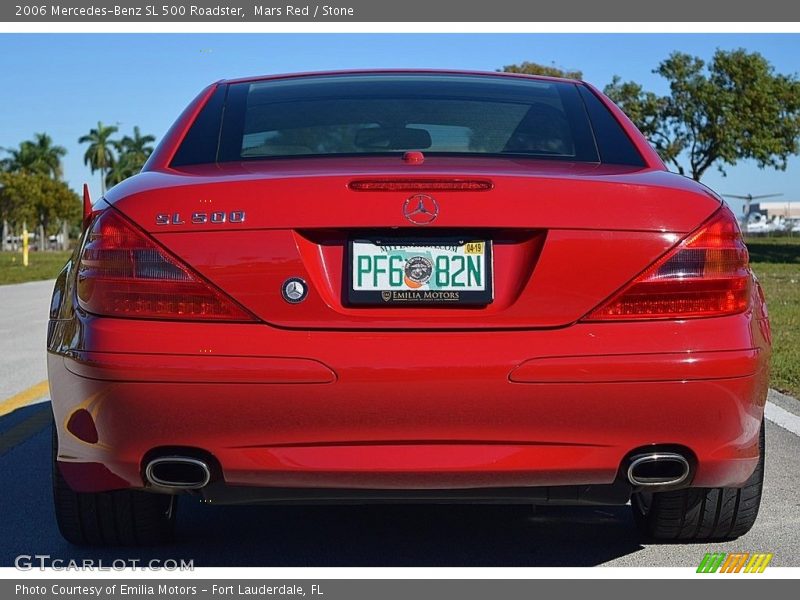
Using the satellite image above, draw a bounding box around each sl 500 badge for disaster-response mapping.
[156,211,245,225]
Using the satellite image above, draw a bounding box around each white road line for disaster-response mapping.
[765,401,800,437]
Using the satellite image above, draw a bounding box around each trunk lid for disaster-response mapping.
[106,157,721,330]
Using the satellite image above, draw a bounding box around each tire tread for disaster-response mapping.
[52,424,176,546]
[632,422,765,541]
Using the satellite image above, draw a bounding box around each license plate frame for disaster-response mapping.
[346,235,494,306]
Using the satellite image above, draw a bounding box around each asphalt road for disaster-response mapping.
[1,280,799,567]
[0,279,53,400]
[1,404,799,567]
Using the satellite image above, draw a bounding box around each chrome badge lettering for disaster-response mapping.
[156,211,246,226]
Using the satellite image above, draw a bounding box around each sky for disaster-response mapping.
[1,33,799,215]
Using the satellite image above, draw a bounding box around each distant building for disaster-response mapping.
[750,201,800,218]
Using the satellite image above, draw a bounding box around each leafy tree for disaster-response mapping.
[106,126,156,188]
[2,133,66,179]
[500,61,583,80]
[79,121,118,194]
[605,49,800,180]
[0,171,80,233]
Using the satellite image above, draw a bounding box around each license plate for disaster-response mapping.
[348,238,493,305]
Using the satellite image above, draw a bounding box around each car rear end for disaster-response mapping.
[47,71,770,545]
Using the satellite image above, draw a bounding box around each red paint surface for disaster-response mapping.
[49,71,771,496]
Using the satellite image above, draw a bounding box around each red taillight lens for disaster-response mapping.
[583,207,751,321]
[77,209,255,321]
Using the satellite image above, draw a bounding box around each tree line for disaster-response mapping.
[0,122,155,239]
[502,49,800,181]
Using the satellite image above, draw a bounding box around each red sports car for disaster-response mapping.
[48,70,770,546]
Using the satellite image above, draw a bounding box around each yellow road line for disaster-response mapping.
[0,380,50,417]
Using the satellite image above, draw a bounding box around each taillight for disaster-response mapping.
[77,209,255,321]
[583,206,751,321]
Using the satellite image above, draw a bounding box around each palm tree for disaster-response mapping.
[1,142,39,173]
[1,133,66,179]
[79,122,118,194]
[106,126,156,188]
[118,126,155,166]
[105,153,136,188]
[30,133,67,179]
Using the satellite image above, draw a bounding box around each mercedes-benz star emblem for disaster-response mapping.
[282,278,308,303]
[402,194,439,225]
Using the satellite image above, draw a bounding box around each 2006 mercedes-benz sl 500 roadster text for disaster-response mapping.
[48,70,771,545]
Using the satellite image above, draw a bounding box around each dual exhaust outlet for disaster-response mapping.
[144,451,691,492]
[145,457,211,490]
[627,452,691,488]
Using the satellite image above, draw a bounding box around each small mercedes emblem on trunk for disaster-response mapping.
[403,194,439,224]
[282,278,308,303]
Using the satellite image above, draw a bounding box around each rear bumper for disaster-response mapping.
[48,311,770,496]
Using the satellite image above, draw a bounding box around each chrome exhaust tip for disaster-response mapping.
[145,457,211,490]
[627,452,690,487]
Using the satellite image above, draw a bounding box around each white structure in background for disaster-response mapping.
[745,201,800,234]
[758,200,800,218]
[745,213,782,234]
[2,219,71,251]
[787,218,800,233]
[48,221,71,251]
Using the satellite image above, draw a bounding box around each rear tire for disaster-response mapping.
[631,421,765,541]
[52,423,177,546]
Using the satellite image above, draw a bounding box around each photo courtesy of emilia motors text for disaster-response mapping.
[1,0,800,596]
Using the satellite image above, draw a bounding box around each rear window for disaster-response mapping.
[171,73,645,167]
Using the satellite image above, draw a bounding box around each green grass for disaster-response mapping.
[747,237,800,398]
[0,251,71,285]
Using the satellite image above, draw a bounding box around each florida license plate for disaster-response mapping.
[348,238,493,305]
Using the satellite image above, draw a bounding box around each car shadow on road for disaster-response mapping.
[1,405,647,567]
[167,500,646,566]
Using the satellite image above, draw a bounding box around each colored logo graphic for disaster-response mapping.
[697,552,773,573]
[404,256,433,288]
